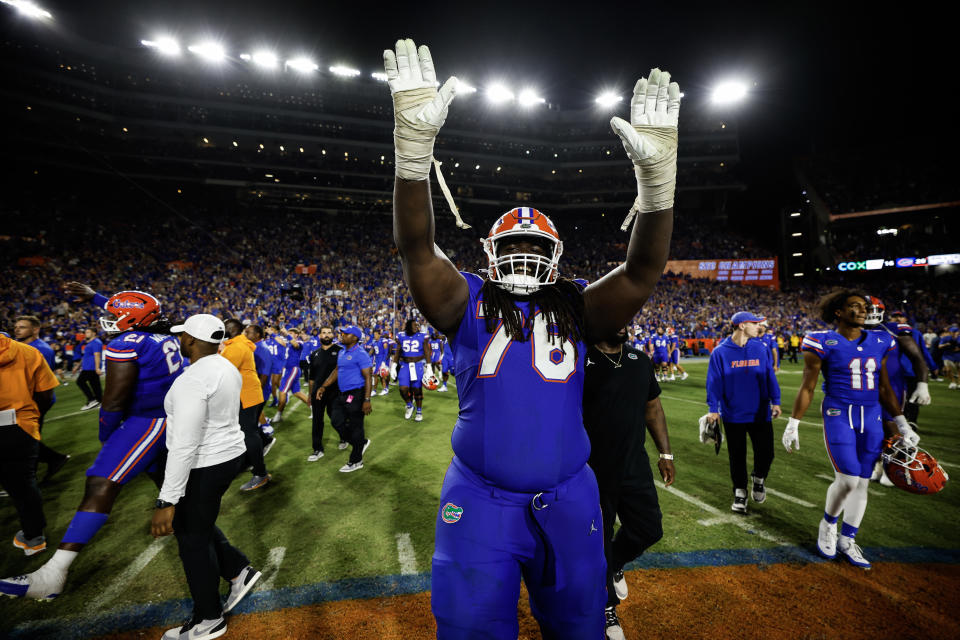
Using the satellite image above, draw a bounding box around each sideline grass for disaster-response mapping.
[1,362,958,633]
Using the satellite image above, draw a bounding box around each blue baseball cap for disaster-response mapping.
[950,325,959,332]
[731,311,765,326]
[339,325,362,339]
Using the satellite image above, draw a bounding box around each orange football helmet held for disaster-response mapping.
[882,435,949,495]
[100,290,162,333]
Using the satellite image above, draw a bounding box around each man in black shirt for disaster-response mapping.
[306,327,346,460]
[583,326,675,640]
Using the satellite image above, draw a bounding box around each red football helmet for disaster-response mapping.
[379,362,390,380]
[864,295,885,327]
[100,290,162,333]
[881,435,949,495]
[422,372,440,391]
[482,207,563,294]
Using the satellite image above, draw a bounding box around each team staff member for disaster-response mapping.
[306,326,346,461]
[706,311,781,514]
[316,326,372,473]
[153,314,260,640]
[583,327,674,640]
[14,315,70,483]
[0,334,58,556]
[76,328,103,410]
[221,319,273,492]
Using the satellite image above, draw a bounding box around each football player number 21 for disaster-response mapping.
[848,357,877,390]
[478,310,576,382]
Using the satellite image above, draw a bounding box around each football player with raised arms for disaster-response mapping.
[390,318,433,421]
[1,282,183,599]
[783,290,921,570]
[384,38,678,638]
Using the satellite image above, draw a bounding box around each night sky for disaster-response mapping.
[19,1,959,237]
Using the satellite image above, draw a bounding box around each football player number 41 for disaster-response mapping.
[478,310,576,382]
[848,357,877,390]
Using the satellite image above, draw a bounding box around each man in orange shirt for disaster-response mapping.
[221,319,273,492]
[0,333,59,556]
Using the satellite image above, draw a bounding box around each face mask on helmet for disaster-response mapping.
[881,435,949,495]
[483,207,563,295]
[100,290,161,333]
[864,296,885,326]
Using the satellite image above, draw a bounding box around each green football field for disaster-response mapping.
[2,360,958,636]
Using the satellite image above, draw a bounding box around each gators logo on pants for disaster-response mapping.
[441,502,463,523]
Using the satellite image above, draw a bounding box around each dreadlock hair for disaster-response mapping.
[404,318,419,335]
[818,288,867,325]
[480,278,585,353]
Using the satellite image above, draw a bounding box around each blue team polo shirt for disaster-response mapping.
[81,338,103,371]
[30,338,56,369]
[336,343,372,391]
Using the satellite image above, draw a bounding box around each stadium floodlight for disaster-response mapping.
[187,41,226,63]
[286,57,318,73]
[371,71,388,81]
[486,84,514,104]
[329,65,361,77]
[518,89,545,107]
[248,50,278,70]
[141,37,181,56]
[594,92,622,108]
[711,80,748,105]
[1,0,52,20]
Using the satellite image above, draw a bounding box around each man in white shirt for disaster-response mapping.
[151,314,261,640]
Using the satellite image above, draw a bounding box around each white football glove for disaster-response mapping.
[424,363,435,379]
[894,415,920,448]
[698,414,717,444]
[610,68,681,220]
[389,361,398,382]
[908,381,931,406]
[782,417,800,452]
[383,38,458,181]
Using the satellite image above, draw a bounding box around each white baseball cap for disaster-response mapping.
[171,314,226,344]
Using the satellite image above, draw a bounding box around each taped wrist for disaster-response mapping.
[893,415,910,433]
[632,126,678,213]
[786,417,800,431]
[393,87,440,181]
[99,409,123,443]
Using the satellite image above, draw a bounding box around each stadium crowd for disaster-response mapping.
[3,204,959,373]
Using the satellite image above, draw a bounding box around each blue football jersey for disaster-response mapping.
[285,338,303,368]
[397,331,427,359]
[103,331,183,417]
[801,330,896,404]
[429,338,443,362]
[449,272,588,492]
[378,337,393,362]
[652,336,670,353]
[668,335,679,351]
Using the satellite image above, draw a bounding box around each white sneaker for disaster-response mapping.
[0,564,67,599]
[339,461,364,473]
[260,422,274,437]
[750,474,766,503]
[404,405,414,420]
[731,488,747,513]
[950,382,958,390]
[837,535,871,569]
[612,569,627,600]
[604,607,626,640]
[669,375,676,381]
[879,471,894,486]
[379,389,389,396]
[337,441,348,450]
[80,400,98,411]
[817,519,837,559]
[223,565,261,613]
[681,372,688,380]
[414,412,423,422]
[272,413,283,424]
[307,450,324,462]
[439,385,448,392]
[162,617,227,640]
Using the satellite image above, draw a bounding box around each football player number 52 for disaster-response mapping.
[478,313,576,382]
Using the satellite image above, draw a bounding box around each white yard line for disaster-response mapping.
[765,488,815,507]
[939,460,957,469]
[90,537,169,611]
[44,409,87,423]
[395,533,417,575]
[255,546,287,592]
[655,481,790,545]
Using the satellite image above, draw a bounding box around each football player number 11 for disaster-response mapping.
[477,310,577,382]
[848,357,877,390]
